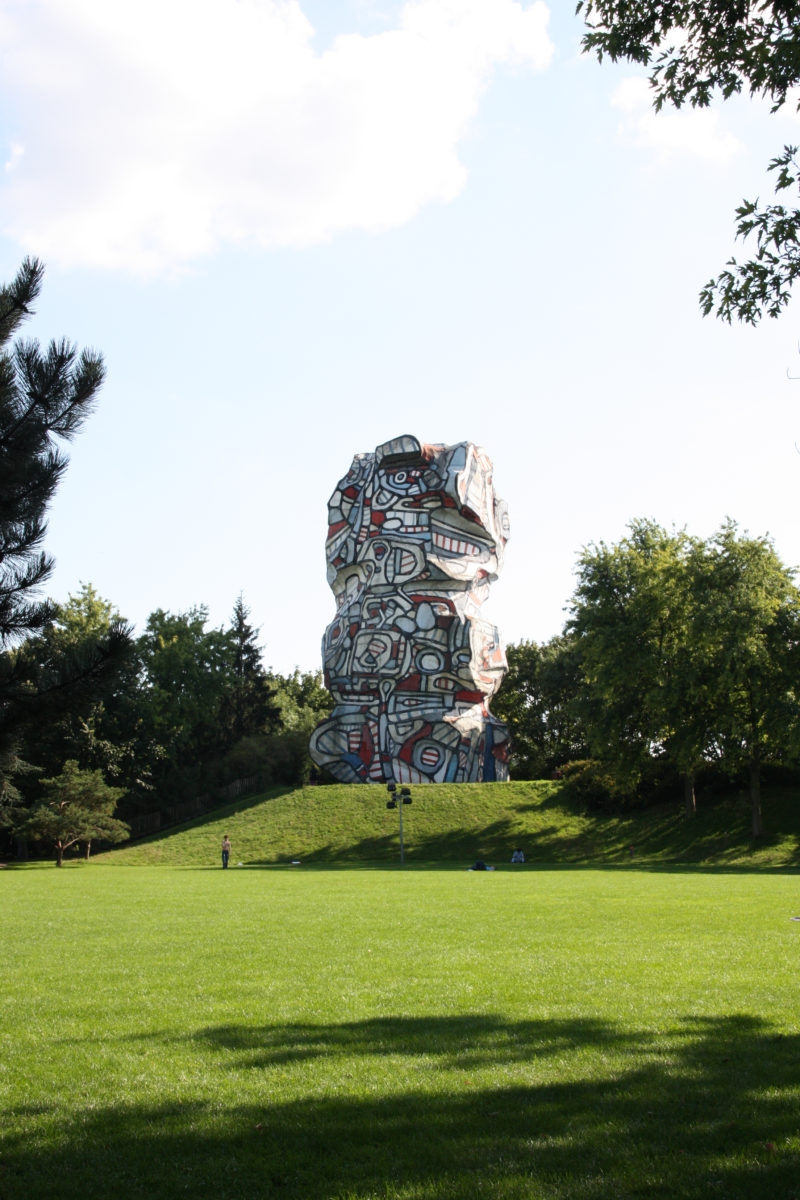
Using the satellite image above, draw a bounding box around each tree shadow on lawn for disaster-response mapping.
[246,820,800,869]
[248,819,571,867]
[5,1014,799,1200]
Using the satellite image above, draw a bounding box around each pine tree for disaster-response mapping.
[223,594,281,745]
[0,258,106,643]
[0,260,131,820]
[22,759,128,866]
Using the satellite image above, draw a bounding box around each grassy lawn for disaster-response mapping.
[92,781,800,870]
[2,865,799,1198]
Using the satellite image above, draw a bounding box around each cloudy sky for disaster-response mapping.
[2,0,799,672]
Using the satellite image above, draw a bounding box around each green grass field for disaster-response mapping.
[2,863,799,1199]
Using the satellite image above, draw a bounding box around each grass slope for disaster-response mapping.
[93,781,800,870]
[2,866,799,1199]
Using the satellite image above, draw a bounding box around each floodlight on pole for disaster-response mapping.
[386,783,412,865]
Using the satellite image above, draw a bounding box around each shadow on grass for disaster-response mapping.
[242,819,800,870]
[242,823,508,867]
[247,819,586,868]
[5,1014,799,1199]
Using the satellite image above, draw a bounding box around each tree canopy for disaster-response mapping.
[15,584,141,793]
[22,759,128,866]
[568,518,800,835]
[578,0,800,323]
[492,635,587,780]
[2,582,334,859]
[567,520,718,814]
[695,521,800,835]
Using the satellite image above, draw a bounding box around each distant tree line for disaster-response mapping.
[1,583,332,861]
[494,519,800,839]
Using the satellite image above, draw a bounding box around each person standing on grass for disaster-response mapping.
[221,835,231,869]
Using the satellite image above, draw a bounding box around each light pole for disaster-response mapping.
[386,783,412,865]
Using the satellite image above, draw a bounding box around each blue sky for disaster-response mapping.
[2,0,799,673]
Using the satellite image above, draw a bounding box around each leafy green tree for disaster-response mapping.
[578,0,800,323]
[215,668,333,788]
[135,605,328,803]
[493,635,587,779]
[22,759,128,866]
[48,582,119,645]
[17,584,145,794]
[137,607,232,797]
[569,518,800,831]
[568,521,711,813]
[2,607,132,843]
[269,668,333,732]
[700,145,800,324]
[694,522,800,837]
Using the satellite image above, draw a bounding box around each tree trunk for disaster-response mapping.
[85,841,92,861]
[749,756,762,839]
[683,771,696,818]
[56,843,64,867]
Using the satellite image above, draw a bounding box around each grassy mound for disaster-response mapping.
[94,780,800,869]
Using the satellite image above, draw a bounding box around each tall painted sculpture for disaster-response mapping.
[309,435,510,784]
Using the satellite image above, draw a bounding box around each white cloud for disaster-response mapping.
[611,76,742,164]
[0,0,553,276]
[4,142,23,173]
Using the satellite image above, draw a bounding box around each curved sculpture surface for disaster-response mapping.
[309,435,510,784]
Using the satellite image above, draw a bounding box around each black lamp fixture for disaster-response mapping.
[385,782,412,864]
